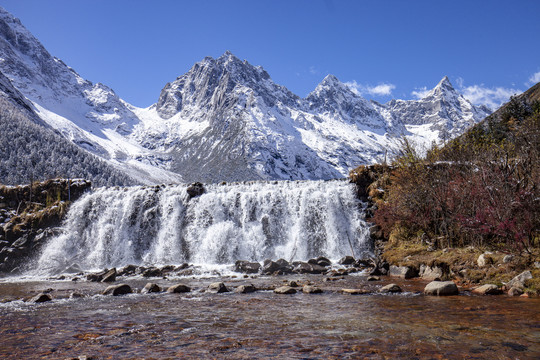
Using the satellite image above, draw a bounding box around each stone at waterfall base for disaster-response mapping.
[341,288,370,295]
[234,284,257,293]
[29,293,52,303]
[141,283,161,294]
[302,285,323,294]
[208,282,229,293]
[423,281,459,296]
[472,284,502,295]
[102,284,132,296]
[167,284,191,293]
[379,284,402,293]
[274,286,297,294]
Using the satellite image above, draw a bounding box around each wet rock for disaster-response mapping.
[275,258,290,268]
[142,267,162,278]
[367,276,380,281]
[86,269,110,282]
[141,283,161,294]
[424,281,459,296]
[302,285,323,294]
[186,182,205,198]
[355,259,373,268]
[315,256,331,267]
[338,256,355,265]
[102,284,132,296]
[323,276,345,282]
[117,264,138,276]
[234,284,257,294]
[160,265,176,275]
[388,265,417,279]
[234,260,261,274]
[472,284,502,295]
[506,271,532,289]
[508,287,524,296]
[167,284,191,293]
[274,286,296,294]
[341,288,370,295]
[477,252,493,268]
[293,262,326,274]
[379,283,402,293]
[69,292,85,299]
[100,268,117,282]
[208,282,229,293]
[262,259,282,274]
[175,263,190,271]
[29,293,52,303]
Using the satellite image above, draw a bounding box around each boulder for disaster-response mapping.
[423,281,459,296]
[100,268,117,283]
[419,265,445,281]
[367,276,380,281]
[287,280,299,287]
[341,288,370,295]
[379,284,402,293]
[338,256,355,265]
[262,259,282,274]
[388,265,417,279]
[141,283,161,294]
[102,284,132,296]
[142,267,162,278]
[477,252,493,268]
[472,284,502,295]
[293,262,326,274]
[508,287,524,296]
[208,282,229,293]
[234,284,257,294]
[302,285,323,294]
[186,182,205,198]
[167,284,191,293]
[117,264,138,276]
[274,286,296,294]
[234,260,261,274]
[315,256,332,267]
[29,293,52,303]
[86,269,110,282]
[506,271,532,289]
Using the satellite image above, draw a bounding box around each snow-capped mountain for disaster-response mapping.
[0,7,491,184]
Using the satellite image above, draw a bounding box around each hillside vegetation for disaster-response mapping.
[351,82,540,290]
[0,96,136,187]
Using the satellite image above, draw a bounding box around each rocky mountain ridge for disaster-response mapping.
[0,7,492,184]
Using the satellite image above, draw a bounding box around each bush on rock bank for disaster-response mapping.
[349,95,540,296]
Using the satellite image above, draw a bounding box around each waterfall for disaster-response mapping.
[32,180,371,274]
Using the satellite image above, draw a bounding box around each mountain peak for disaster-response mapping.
[423,76,458,99]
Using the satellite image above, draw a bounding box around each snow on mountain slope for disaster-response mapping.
[0,7,182,184]
[0,7,491,184]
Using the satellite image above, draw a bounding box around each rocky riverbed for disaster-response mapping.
[1,263,539,359]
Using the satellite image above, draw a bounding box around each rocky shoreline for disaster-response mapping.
[2,254,537,306]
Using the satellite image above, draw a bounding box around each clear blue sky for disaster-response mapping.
[2,0,539,109]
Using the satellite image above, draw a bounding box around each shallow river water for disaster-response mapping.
[1,275,539,359]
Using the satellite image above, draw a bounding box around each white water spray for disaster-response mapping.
[32,180,371,274]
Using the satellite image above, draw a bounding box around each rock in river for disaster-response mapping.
[166,284,191,293]
[472,284,502,295]
[102,284,132,296]
[274,286,297,294]
[423,281,459,296]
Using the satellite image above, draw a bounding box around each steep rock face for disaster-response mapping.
[0,6,492,184]
[383,77,491,140]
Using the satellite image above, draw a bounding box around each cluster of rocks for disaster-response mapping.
[235,256,372,277]
[0,179,92,274]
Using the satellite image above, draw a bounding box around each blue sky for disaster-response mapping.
[2,0,539,109]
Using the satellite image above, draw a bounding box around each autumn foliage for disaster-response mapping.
[369,97,540,254]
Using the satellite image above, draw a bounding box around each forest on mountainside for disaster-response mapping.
[0,97,135,187]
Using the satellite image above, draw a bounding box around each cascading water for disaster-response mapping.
[31,180,371,275]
